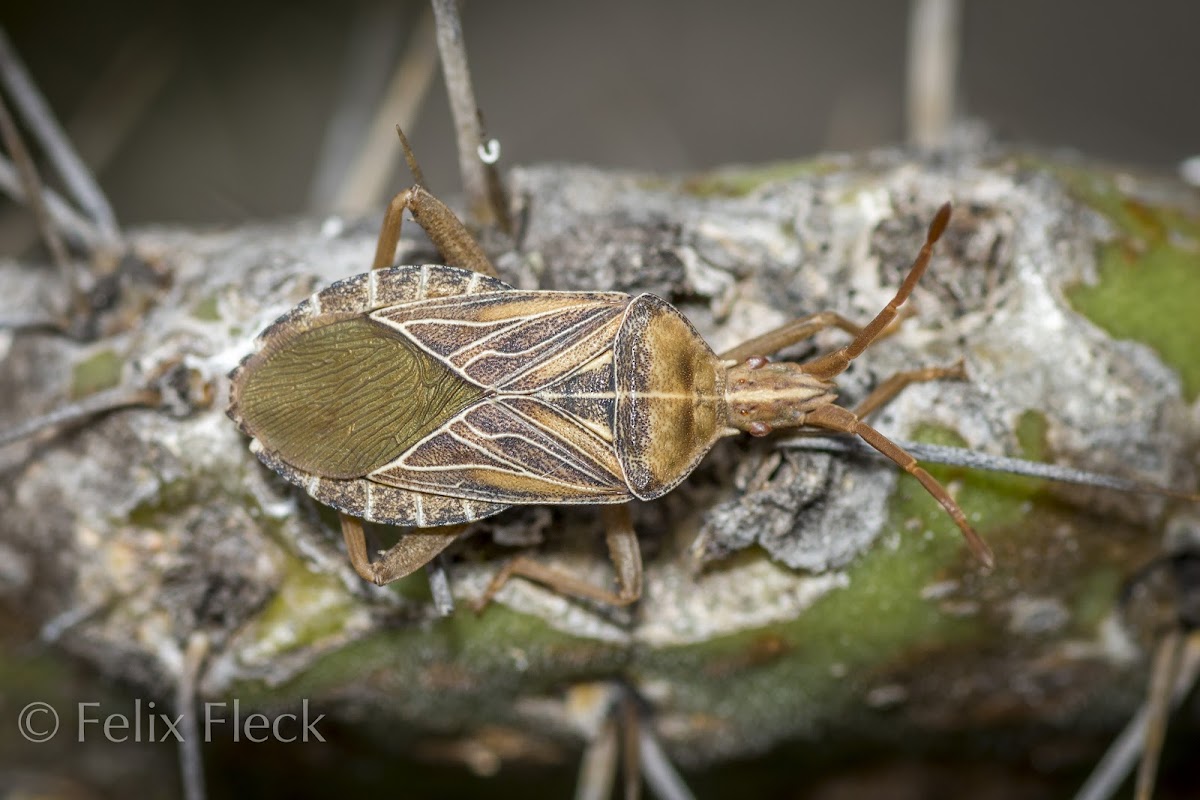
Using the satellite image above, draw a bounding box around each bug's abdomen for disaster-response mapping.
[230,316,485,479]
[614,295,726,500]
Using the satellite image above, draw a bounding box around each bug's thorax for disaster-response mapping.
[723,359,837,437]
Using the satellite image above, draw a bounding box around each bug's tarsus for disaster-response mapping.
[339,513,465,587]
[852,359,967,419]
[805,386,994,569]
[800,201,952,381]
[474,504,643,613]
[394,124,427,187]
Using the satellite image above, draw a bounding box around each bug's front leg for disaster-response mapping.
[474,504,644,612]
[850,360,967,420]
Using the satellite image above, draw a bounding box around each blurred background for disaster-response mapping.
[2,0,1198,235]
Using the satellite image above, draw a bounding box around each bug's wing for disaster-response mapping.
[372,290,630,392]
[250,442,511,527]
[368,396,631,505]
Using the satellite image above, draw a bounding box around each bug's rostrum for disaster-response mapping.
[724,359,837,436]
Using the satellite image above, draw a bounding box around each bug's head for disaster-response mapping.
[724,358,837,436]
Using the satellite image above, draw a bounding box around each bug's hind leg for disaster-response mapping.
[340,514,466,586]
[372,186,499,277]
[474,504,643,612]
[370,128,500,278]
[333,133,503,601]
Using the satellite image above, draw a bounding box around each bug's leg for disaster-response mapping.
[371,186,500,277]
[720,311,868,364]
[852,360,967,420]
[474,504,643,611]
[800,202,951,381]
[719,307,915,364]
[343,152,503,599]
[373,127,499,277]
[340,514,465,586]
[804,402,994,568]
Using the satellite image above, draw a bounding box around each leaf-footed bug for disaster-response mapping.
[226,134,993,610]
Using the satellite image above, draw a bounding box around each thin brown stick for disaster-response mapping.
[176,632,210,800]
[619,692,642,800]
[0,27,119,240]
[0,29,173,256]
[907,0,962,148]
[0,94,72,275]
[576,706,619,800]
[1134,630,1184,800]
[324,7,439,214]
[1074,631,1200,800]
[0,152,106,249]
[429,0,509,229]
[636,708,695,800]
[66,28,177,199]
[0,386,158,449]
